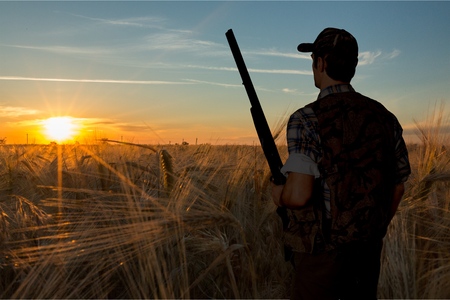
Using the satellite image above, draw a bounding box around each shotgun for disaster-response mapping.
[225,29,290,238]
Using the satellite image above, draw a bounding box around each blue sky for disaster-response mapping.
[1,1,449,144]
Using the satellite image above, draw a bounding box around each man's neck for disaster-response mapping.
[318,77,349,90]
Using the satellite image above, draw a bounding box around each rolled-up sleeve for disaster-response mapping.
[284,107,322,174]
[281,153,320,178]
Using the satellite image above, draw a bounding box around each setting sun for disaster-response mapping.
[43,117,79,142]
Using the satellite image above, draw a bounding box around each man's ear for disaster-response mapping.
[317,57,326,72]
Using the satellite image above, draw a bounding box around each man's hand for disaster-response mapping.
[271,182,285,207]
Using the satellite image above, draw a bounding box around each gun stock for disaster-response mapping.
[225,29,289,233]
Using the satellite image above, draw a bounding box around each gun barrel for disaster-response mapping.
[225,29,292,261]
[225,29,261,110]
[226,29,291,261]
[226,29,285,186]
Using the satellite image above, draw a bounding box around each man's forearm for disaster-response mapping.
[280,172,315,209]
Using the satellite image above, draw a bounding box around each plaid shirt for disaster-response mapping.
[281,84,411,216]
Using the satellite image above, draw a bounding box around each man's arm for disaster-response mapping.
[272,172,315,210]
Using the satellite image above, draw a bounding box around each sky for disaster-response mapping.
[1,1,449,145]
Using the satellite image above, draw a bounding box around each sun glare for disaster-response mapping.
[43,117,79,143]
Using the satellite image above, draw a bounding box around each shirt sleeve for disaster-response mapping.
[283,107,322,175]
[393,117,411,183]
[281,153,321,178]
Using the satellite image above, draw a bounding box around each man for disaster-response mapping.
[272,28,411,299]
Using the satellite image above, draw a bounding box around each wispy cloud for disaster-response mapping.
[66,12,191,34]
[2,32,224,59]
[281,88,317,97]
[3,44,113,56]
[249,48,401,67]
[184,79,286,93]
[0,76,193,85]
[359,49,401,65]
[386,49,401,59]
[2,15,307,72]
[114,123,152,133]
[246,49,311,60]
[69,117,151,133]
[183,64,311,75]
[282,88,298,94]
[69,13,164,28]
[141,32,223,54]
[184,65,236,72]
[0,105,40,118]
[185,78,275,92]
[358,51,382,65]
[184,79,241,88]
[248,68,311,75]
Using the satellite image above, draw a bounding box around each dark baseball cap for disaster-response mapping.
[297,27,358,58]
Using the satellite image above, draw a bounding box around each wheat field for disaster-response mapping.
[0,117,449,298]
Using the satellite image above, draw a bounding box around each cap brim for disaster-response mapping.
[297,43,313,52]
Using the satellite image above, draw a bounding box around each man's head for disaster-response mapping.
[298,28,358,84]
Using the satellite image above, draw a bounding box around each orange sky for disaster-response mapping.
[1,2,449,145]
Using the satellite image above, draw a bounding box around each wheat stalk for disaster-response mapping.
[159,149,175,197]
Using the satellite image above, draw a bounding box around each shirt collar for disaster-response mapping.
[317,84,355,99]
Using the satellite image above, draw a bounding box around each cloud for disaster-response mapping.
[247,49,311,60]
[0,105,40,118]
[3,44,113,56]
[115,123,151,133]
[247,47,403,69]
[386,49,401,59]
[87,120,117,126]
[80,118,150,133]
[2,14,309,73]
[184,79,301,94]
[282,88,298,94]
[281,88,317,97]
[0,76,192,85]
[183,64,311,75]
[141,32,223,54]
[248,68,311,75]
[3,32,224,60]
[183,78,276,93]
[69,12,410,70]
[184,79,241,88]
[358,51,382,65]
[69,13,166,28]
[358,49,401,66]
[66,12,191,34]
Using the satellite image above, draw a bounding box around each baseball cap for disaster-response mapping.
[297,27,358,58]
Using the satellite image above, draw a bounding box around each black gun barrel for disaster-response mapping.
[225,29,286,186]
[226,29,290,242]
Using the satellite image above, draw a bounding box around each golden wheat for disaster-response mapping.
[0,106,449,299]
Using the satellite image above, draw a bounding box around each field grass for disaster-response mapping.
[0,118,449,298]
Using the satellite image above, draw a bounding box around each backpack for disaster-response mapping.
[308,92,397,249]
